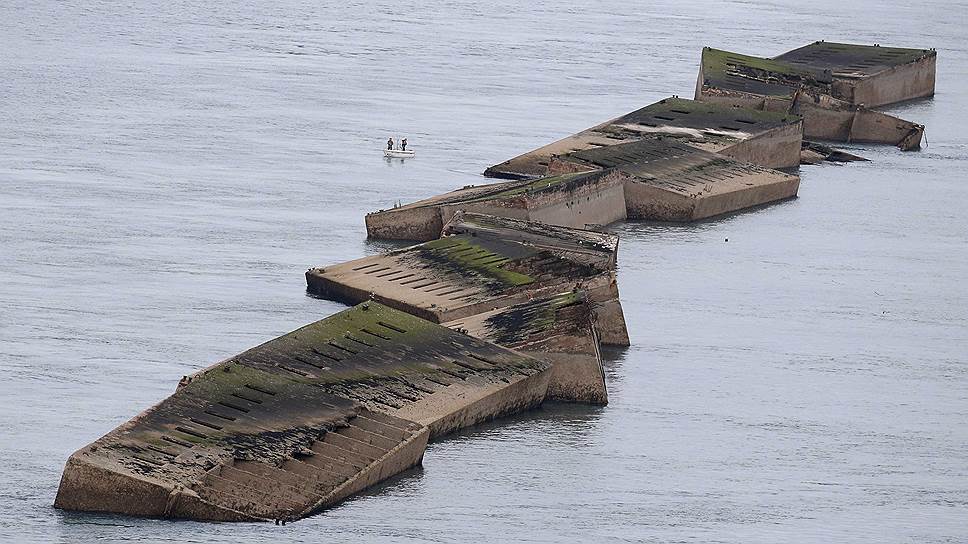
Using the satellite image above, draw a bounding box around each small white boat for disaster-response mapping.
[384,149,415,159]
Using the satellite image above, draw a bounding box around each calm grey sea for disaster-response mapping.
[2,1,967,542]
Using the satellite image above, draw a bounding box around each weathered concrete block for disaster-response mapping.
[55,302,552,522]
[309,213,629,347]
[773,41,936,107]
[695,43,931,150]
[549,138,800,222]
[365,169,627,242]
[444,291,607,405]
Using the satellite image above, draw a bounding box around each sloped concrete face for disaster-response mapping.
[54,303,551,522]
[444,291,607,405]
[550,138,800,222]
[308,213,629,347]
[483,96,802,178]
[695,44,931,150]
[364,169,627,242]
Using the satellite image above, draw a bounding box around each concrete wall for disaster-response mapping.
[799,102,923,149]
[691,175,800,220]
[624,181,696,221]
[54,457,189,519]
[588,275,630,346]
[364,172,626,241]
[525,173,627,229]
[848,108,924,150]
[624,174,800,222]
[851,55,937,108]
[365,206,443,242]
[719,121,803,169]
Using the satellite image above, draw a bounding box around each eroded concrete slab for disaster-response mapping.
[444,290,607,405]
[484,96,802,179]
[55,303,550,522]
[365,168,627,241]
[549,138,800,221]
[695,44,930,150]
[309,213,629,347]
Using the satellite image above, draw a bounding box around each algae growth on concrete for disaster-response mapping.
[54,302,552,522]
[310,213,629,346]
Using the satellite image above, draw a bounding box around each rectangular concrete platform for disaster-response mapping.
[366,169,627,242]
[774,41,936,108]
[695,44,929,150]
[310,213,629,347]
[483,96,802,179]
[54,302,551,522]
[548,138,800,221]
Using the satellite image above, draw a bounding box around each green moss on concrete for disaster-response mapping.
[638,96,800,125]
[422,237,535,287]
[702,47,810,79]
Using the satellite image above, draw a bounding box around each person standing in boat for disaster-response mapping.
[387,137,394,151]
[401,138,407,151]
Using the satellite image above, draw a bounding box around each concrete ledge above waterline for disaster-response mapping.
[549,138,800,222]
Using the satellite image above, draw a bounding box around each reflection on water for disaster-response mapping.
[2,0,967,542]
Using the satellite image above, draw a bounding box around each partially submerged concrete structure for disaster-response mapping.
[365,168,627,241]
[484,96,802,179]
[310,213,628,347]
[695,42,934,150]
[774,41,936,107]
[55,302,551,522]
[56,39,939,526]
[369,132,800,240]
[548,138,800,221]
[444,291,606,404]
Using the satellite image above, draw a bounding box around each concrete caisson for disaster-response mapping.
[484,96,803,179]
[54,303,552,522]
[695,43,932,150]
[310,213,629,348]
[365,169,627,242]
[549,138,800,222]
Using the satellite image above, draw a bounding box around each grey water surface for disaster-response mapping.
[2,0,967,542]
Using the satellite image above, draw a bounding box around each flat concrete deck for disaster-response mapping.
[774,41,936,107]
[484,96,802,179]
[549,138,800,221]
[310,213,629,347]
[54,302,551,522]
